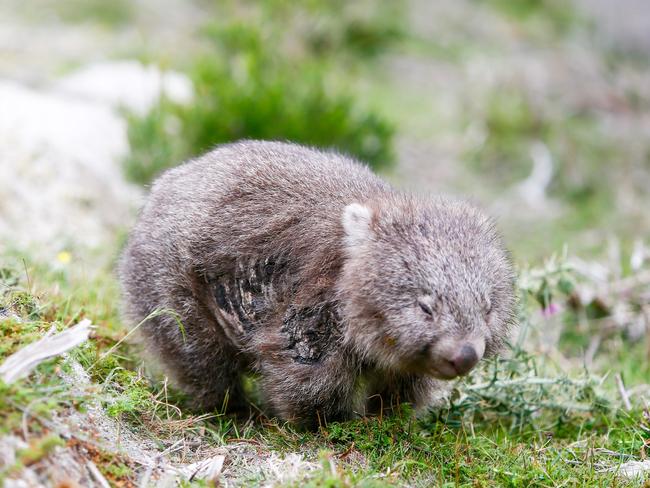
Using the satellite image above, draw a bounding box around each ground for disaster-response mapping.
[0,0,649,486]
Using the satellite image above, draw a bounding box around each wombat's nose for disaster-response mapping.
[448,344,479,376]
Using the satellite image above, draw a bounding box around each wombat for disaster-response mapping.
[119,140,516,427]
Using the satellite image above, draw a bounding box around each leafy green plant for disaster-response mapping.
[437,350,610,434]
[125,14,396,185]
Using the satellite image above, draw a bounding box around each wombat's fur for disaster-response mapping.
[119,140,516,427]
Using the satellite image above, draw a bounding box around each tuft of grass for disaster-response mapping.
[17,434,65,466]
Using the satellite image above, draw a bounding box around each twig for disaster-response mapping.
[87,460,111,488]
[584,334,601,369]
[337,442,356,460]
[615,374,632,411]
[465,376,592,391]
[159,438,185,457]
[226,438,263,447]
[0,320,93,384]
[22,258,32,292]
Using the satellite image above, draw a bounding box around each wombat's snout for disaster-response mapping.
[430,336,485,379]
[445,344,479,376]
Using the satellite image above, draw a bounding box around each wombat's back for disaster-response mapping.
[118,141,391,406]
[120,139,390,317]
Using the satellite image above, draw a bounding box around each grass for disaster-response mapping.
[0,249,648,486]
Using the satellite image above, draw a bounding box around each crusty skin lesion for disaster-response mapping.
[118,140,516,428]
[206,255,288,336]
[280,303,342,364]
[206,255,343,366]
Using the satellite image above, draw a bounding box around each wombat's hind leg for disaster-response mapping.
[154,336,250,415]
[182,368,247,414]
[258,362,359,430]
[366,374,448,416]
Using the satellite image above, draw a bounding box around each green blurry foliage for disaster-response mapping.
[295,0,404,59]
[126,1,402,185]
[479,0,581,36]
[465,88,616,215]
[50,0,133,27]
[215,0,405,61]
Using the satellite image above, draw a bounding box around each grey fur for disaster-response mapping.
[119,140,516,427]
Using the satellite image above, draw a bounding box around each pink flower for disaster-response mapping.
[541,302,560,318]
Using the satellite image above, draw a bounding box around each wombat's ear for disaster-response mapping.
[342,203,373,248]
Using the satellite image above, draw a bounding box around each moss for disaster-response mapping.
[17,434,65,466]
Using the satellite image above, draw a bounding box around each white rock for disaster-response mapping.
[0,61,192,259]
[609,459,650,479]
[55,60,193,115]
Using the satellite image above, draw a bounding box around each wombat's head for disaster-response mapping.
[338,196,516,380]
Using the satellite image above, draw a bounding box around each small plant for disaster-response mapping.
[17,435,65,466]
[436,349,610,434]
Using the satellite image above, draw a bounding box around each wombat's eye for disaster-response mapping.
[485,297,493,315]
[418,300,434,316]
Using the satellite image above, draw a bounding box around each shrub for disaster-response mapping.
[125,10,397,185]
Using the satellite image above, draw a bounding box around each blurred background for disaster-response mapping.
[1,0,649,379]
[2,0,650,263]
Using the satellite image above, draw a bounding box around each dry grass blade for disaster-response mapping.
[615,374,632,411]
[0,319,93,384]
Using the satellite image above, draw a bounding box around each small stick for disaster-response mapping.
[615,374,632,411]
[226,438,263,446]
[584,334,601,369]
[87,460,111,488]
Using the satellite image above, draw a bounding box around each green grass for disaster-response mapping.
[0,250,648,486]
[3,0,650,484]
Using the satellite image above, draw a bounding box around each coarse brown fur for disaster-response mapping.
[119,140,516,428]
